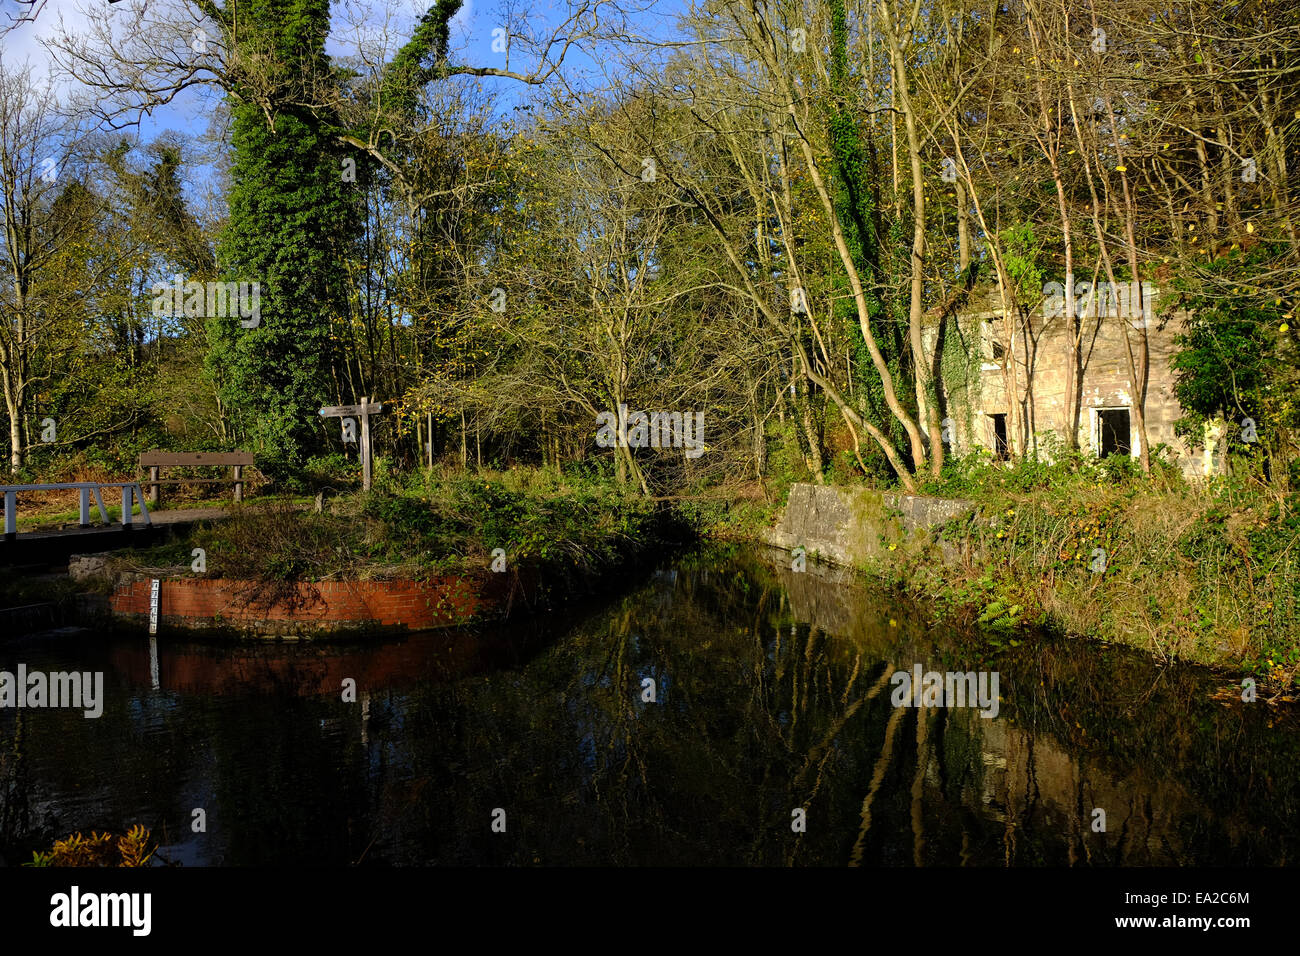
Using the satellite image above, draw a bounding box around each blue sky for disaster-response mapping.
[1,0,687,141]
[0,0,689,232]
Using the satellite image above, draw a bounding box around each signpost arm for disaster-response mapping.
[319,400,381,492]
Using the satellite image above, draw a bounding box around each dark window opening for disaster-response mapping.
[1098,408,1131,457]
[989,413,1009,460]
[985,320,1006,360]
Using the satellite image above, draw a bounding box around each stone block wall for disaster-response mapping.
[760,483,973,569]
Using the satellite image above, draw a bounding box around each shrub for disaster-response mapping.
[27,825,157,867]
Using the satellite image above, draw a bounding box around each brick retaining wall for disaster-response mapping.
[109,573,524,637]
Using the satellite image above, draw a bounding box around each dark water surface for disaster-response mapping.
[2,544,1297,866]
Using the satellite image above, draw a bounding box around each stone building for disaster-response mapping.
[928,280,1225,478]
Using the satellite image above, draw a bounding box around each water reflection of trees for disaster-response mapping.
[367,550,924,864]
[4,545,1297,865]
[0,714,30,859]
[337,547,1300,865]
[757,548,1300,866]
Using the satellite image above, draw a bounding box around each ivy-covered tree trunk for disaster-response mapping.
[206,0,360,479]
[825,0,920,478]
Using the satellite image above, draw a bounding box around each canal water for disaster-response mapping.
[2,544,1296,866]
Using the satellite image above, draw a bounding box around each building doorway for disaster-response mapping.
[1097,408,1131,457]
[988,413,1009,460]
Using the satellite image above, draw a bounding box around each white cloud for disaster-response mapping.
[0,0,91,84]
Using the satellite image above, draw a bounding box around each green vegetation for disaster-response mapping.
[206,0,359,477]
[1171,245,1299,490]
[26,825,157,867]
[0,0,1296,679]
[107,469,670,586]
[694,442,1299,683]
[7,0,1296,492]
[882,455,1295,683]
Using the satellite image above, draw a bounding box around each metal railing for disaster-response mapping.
[1,481,153,539]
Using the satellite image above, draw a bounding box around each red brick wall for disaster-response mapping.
[110,574,503,635]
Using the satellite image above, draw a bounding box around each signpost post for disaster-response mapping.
[319,396,384,491]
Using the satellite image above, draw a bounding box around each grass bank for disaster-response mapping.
[100,468,688,615]
[705,452,1300,692]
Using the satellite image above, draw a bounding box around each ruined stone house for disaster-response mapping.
[927,281,1227,478]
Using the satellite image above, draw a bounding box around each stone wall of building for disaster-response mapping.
[930,287,1225,478]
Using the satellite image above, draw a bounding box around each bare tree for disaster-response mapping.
[0,58,96,472]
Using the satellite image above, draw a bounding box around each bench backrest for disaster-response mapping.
[139,451,254,467]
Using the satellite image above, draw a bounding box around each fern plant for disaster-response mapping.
[24,825,157,867]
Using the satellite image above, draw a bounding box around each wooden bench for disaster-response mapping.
[139,451,254,506]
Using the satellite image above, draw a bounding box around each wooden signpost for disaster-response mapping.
[319,396,383,491]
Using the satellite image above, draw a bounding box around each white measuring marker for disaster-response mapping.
[148,578,161,635]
